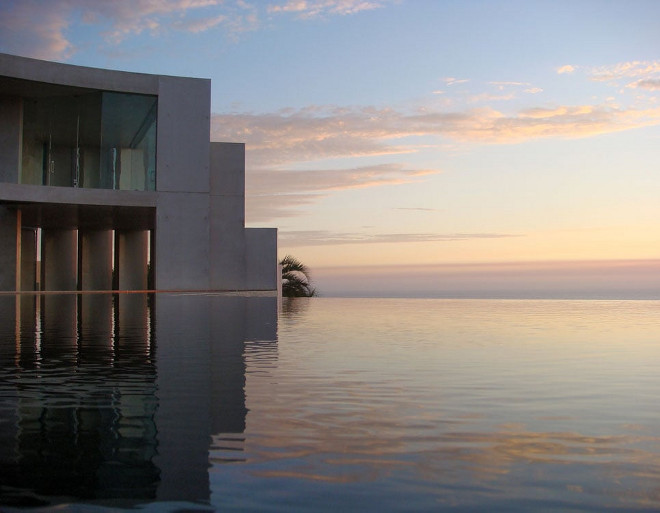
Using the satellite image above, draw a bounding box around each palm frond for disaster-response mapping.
[280,255,316,297]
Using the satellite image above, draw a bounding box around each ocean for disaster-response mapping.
[0,294,659,512]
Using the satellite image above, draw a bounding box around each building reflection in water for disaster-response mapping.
[0,293,277,508]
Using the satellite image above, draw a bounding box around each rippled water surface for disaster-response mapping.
[1,295,659,512]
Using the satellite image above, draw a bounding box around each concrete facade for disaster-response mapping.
[0,53,278,292]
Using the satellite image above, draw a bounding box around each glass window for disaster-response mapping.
[100,92,157,191]
[20,88,157,191]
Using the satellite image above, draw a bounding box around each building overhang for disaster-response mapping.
[0,53,159,95]
[0,183,156,231]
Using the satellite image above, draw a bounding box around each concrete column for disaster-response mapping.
[42,229,77,291]
[0,207,19,291]
[20,228,37,291]
[117,230,148,290]
[79,230,113,291]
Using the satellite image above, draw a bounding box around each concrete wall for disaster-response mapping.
[156,76,211,194]
[209,143,246,290]
[153,76,213,290]
[245,228,278,291]
[155,192,210,290]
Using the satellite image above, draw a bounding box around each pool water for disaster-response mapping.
[1,295,659,512]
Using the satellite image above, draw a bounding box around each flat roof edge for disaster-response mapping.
[0,53,209,95]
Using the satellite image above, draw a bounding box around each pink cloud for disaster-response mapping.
[0,0,73,60]
[212,102,660,170]
[589,61,660,82]
[0,0,253,60]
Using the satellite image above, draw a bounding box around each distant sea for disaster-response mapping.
[322,290,660,300]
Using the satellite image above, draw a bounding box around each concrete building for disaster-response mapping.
[0,53,278,292]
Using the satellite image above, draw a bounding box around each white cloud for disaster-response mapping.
[442,77,470,86]
[557,64,576,74]
[524,87,543,94]
[267,0,385,18]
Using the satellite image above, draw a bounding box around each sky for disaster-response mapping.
[1,0,659,298]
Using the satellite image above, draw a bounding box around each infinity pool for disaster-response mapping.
[1,295,659,511]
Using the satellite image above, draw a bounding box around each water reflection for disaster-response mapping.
[0,293,277,509]
[235,299,660,512]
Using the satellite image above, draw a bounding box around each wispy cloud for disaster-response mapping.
[489,81,529,87]
[442,77,470,86]
[246,164,439,221]
[217,89,660,221]
[267,0,386,18]
[557,61,660,93]
[589,61,660,82]
[211,108,420,167]
[212,101,660,170]
[0,0,249,59]
[279,230,520,247]
[468,93,516,103]
[172,14,228,33]
[628,79,660,91]
[0,0,74,60]
[0,0,390,61]
[248,163,436,195]
[2,0,380,60]
[393,207,442,212]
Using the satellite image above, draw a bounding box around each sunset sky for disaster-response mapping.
[1,0,659,297]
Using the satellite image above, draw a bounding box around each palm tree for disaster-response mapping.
[280,255,317,297]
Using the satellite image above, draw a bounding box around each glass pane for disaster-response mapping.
[100,93,157,191]
[21,93,101,187]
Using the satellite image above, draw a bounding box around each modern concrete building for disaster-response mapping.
[0,53,278,292]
